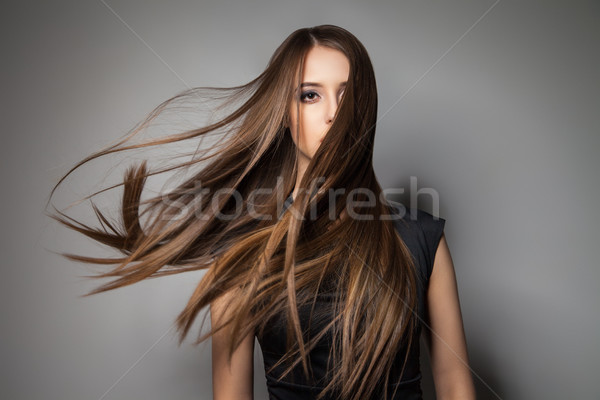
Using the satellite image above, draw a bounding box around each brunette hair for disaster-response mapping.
[47,24,418,400]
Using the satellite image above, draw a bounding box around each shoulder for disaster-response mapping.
[385,200,445,233]
[386,200,446,279]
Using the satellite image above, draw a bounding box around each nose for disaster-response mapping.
[326,97,339,124]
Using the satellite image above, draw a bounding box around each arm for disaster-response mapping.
[425,233,476,399]
[211,290,255,400]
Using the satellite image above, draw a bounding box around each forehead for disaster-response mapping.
[299,45,350,84]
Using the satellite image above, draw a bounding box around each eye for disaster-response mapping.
[300,91,320,103]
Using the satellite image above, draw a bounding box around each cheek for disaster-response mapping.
[288,109,306,144]
[288,106,321,146]
[288,118,298,143]
[288,123,302,151]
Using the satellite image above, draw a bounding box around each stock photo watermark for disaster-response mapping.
[160,176,441,222]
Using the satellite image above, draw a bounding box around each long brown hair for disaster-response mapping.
[46,25,419,400]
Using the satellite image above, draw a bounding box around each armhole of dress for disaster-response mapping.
[426,215,445,280]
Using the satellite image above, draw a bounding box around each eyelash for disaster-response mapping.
[299,90,345,104]
[300,91,320,103]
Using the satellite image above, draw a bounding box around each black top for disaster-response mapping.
[256,194,446,399]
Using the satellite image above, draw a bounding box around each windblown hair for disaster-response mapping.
[47,25,419,400]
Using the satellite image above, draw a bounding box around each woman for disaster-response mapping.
[48,25,475,399]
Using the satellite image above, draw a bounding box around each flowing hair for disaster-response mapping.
[46,24,419,400]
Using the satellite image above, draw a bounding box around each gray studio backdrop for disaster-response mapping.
[2,1,598,399]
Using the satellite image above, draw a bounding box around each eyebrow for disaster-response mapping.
[299,81,347,89]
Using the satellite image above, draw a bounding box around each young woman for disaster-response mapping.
[48,25,475,400]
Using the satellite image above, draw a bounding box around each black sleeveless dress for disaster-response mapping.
[255,194,446,399]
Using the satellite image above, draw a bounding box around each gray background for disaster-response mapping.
[2,0,599,399]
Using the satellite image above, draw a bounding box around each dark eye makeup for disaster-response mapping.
[300,91,320,103]
[297,88,345,104]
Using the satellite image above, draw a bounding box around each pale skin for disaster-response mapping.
[286,45,348,201]
[211,45,476,399]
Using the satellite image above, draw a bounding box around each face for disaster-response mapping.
[287,45,350,162]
